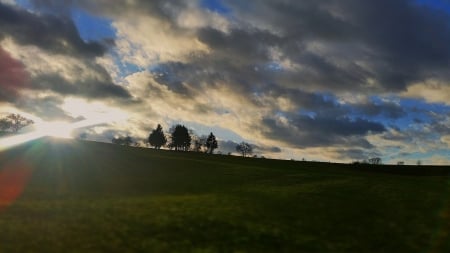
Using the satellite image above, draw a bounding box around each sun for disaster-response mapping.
[0,121,75,151]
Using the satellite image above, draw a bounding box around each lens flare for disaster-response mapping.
[0,160,32,211]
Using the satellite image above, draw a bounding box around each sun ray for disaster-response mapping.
[0,117,124,151]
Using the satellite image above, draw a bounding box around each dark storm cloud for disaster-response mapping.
[0,2,107,57]
[0,46,28,102]
[151,62,194,95]
[218,140,239,154]
[197,27,280,64]
[32,74,131,99]
[337,149,369,161]
[261,114,384,148]
[355,101,406,119]
[225,0,450,91]
[251,145,282,154]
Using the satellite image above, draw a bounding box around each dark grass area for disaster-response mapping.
[0,137,449,252]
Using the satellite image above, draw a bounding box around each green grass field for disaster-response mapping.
[0,137,449,252]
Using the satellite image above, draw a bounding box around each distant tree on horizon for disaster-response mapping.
[236,142,253,157]
[148,124,167,149]
[0,113,34,135]
[368,157,382,165]
[170,124,191,151]
[206,132,218,154]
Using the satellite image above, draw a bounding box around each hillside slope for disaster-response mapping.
[0,137,449,252]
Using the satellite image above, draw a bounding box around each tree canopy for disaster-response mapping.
[148,124,167,149]
[206,132,218,154]
[170,125,191,151]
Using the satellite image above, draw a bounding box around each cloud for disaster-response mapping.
[0,2,108,57]
[350,99,406,119]
[14,94,73,121]
[217,140,239,154]
[261,114,385,149]
[403,80,450,105]
[225,0,450,92]
[1,36,131,101]
[31,74,131,99]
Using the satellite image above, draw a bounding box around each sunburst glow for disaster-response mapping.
[35,121,75,139]
[0,108,129,151]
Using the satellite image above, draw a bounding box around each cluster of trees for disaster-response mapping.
[146,124,220,154]
[0,113,34,136]
[145,124,253,157]
[353,157,382,165]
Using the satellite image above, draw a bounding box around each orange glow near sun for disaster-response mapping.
[0,160,33,211]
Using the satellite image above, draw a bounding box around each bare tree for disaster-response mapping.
[236,142,253,157]
[0,113,34,134]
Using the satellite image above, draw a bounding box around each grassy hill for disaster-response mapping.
[0,137,449,252]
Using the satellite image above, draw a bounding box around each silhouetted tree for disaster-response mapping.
[236,142,252,157]
[368,157,382,165]
[112,136,133,146]
[206,132,218,154]
[0,113,34,134]
[148,124,167,149]
[170,125,191,151]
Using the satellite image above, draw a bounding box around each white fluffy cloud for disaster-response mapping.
[113,15,209,67]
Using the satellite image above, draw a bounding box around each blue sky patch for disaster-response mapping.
[201,0,230,14]
[71,8,116,42]
[415,0,450,13]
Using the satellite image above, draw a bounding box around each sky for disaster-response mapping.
[0,0,449,165]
